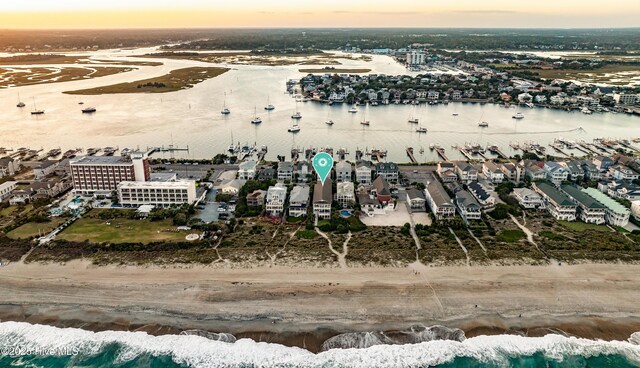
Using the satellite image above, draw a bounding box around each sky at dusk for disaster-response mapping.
[1,0,639,28]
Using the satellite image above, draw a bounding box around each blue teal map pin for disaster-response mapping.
[312,152,333,185]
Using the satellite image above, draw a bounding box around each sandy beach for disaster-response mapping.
[1,260,640,352]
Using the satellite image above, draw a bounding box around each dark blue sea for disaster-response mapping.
[1,322,639,367]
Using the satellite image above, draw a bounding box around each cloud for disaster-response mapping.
[450,10,520,14]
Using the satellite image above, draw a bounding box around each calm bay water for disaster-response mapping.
[0,48,638,162]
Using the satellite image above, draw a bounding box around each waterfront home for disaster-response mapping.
[482,161,504,184]
[375,162,399,183]
[296,161,313,182]
[406,188,426,212]
[454,161,478,183]
[499,162,520,183]
[424,180,456,221]
[336,181,355,208]
[257,167,276,181]
[455,190,482,222]
[559,161,584,182]
[0,181,17,201]
[355,161,373,185]
[335,161,353,182]
[452,90,462,100]
[277,161,294,182]
[289,185,310,218]
[9,190,31,206]
[427,90,439,100]
[246,189,266,207]
[601,181,640,202]
[216,179,246,195]
[592,156,615,172]
[533,182,577,221]
[372,176,392,204]
[32,160,58,180]
[543,162,569,186]
[437,162,458,183]
[512,188,545,209]
[313,179,332,220]
[582,187,630,227]
[238,160,257,180]
[266,183,287,217]
[578,160,601,181]
[467,181,496,210]
[358,193,382,215]
[608,164,639,182]
[632,201,640,222]
[561,185,606,224]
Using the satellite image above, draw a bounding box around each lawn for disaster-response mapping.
[496,229,526,243]
[56,218,188,244]
[7,218,66,239]
[559,221,611,233]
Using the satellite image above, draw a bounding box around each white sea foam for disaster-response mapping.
[1,322,640,368]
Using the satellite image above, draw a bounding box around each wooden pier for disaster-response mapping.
[406,147,417,163]
[435,147,448,161]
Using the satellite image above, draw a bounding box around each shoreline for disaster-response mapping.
[1,261,640,352]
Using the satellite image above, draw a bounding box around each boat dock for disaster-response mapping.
[369,148,387,161]
[257,146,268,162]
[435,146,448,161]
[406,147,417,163]
[486,144,507,159]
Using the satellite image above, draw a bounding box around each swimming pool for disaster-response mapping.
[339,209,352,218]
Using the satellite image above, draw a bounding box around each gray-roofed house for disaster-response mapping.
[437,162,457,183]
[512,188,544,209]
[0,157,18,178]
[533,182,577,221]
[0,181,17,201]
[406,188,426,211]
[543,162,569,186]
[455,190,482,222]
[277,161,294,181]
[454,161,478,183]
[296,161,313,182]
[375,162,398,183]
[266,183,287,216]
[561,185,606,224]
[33,160,58,180]
[335,161,352,182]
[593,156,615,172]
[238,160,257,180]
[257,167,276,181]
[313,179,333,220]
[424,180,456,220]
[467,181,496,210]
[482,161,504,184]
[289,185,310,217]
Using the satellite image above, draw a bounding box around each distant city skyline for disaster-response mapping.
[1,0,639,29]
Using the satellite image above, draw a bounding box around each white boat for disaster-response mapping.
[348,106,358,113]
[288,124,301,133]
[360,120,370,126]
[581,107,592,115]
[264,96,275,110]
[478,121,489,127]
[291,112,302,119]
[408,118,419,124]
[325,120,335,126]
[512,112,524,119]
[416,127,427,133]
[251,107,262,124]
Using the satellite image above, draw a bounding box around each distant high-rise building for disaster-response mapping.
[406,50,426,67]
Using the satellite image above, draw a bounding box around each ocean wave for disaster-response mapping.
[1,322,640,367]
[320,325,465,351]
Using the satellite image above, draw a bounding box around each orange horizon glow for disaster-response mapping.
[1,0,639,29]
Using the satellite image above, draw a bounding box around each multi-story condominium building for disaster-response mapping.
[512,188,545,209]
[533,182,577,221]
[424,180,456,220]
[335,161,352,182]
[335,181,355,208]
[355,161,373,185]
[288,185,310,217]
[454,161,478,183]
[406,50,426,67]
[455,190,482,222]
[277,161,294,181]
[118,180,197,208]
[482,161,504,184]
[561,185,606,224]
[375,162,399,183]
[70,154,148,195]
[266,183,288,217]
[313,179,333,220]
[238,160,257,180]
[582,187,630,227]
[543,162,569,186]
